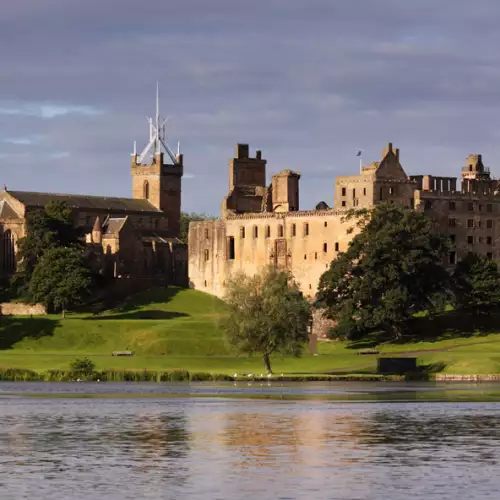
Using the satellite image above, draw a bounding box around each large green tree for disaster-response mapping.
[16,200,83,289]
[452,253,500,313]
[223,267,311,374]
[29,247,91,317]
[179,212,217,243]
[316,203,450,340]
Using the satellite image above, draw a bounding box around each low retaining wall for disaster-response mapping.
[0,303,47,316]
[435,374,500,381]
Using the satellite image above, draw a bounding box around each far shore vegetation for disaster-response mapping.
[1,203,500,379]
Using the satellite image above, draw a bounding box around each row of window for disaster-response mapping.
[225,221,333,240]
[450,234,494,245]
[224,238,340,261]
[454,202,493,212]
[448,218,494,229]
[341,187,369,198]
[449,251,493,264]
[466,235,493,245]
[428,201,494,212]
[340,186,396,204]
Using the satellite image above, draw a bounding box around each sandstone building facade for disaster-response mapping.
[189,142,500,299]
[0,152,187,285]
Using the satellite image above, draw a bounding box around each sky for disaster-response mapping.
[2,0,500,215]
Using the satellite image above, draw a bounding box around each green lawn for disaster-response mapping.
[1,287,500,375]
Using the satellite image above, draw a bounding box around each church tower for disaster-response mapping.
[131,83,183,236]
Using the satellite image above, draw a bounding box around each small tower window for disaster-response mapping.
[278,225,284,238]
[324,221,328,227]
[265,225,271,238]
[204,249,209,261]
[335,242,339,252]
[240,227,245,239]
[341,188,346,196]
[253,226,258,238]
[323,243,328,253]
[143,180,150,200]
[291,224,296,237]
[304,223,309,236]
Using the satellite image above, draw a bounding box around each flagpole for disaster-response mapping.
[359,155,363,173]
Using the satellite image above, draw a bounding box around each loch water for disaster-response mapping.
[0,382,499,500]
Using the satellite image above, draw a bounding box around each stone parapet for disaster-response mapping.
[0,302,46,315]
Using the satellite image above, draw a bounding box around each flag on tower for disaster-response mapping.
[356,150,363,157]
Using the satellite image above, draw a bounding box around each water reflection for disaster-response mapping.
[1,393,500,499]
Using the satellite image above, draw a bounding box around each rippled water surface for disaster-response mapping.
[1,382,500,499]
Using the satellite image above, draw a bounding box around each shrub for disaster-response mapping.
[70,357,95,375]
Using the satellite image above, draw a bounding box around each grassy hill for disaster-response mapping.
[0,287,229,357]
[1,287,500,375]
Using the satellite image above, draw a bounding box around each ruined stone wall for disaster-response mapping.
[188,209,360,298]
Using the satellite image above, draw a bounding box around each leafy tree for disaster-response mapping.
[179,212,217,243]
[70,357,95,375]
[16,201,83,291]
[316,203,450,340]
[223,267,311,374]
[452,253,500,313]
[29,247,91,317]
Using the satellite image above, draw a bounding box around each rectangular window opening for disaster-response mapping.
[228,237,235,260]
[449,251,456,265]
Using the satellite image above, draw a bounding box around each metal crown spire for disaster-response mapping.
[135,82,179,164]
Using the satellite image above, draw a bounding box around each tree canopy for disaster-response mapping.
[316,203,450,340]
[16,200,83,288]
[223,267,311,374]
[29,247,91,316]
[452,253,500,313]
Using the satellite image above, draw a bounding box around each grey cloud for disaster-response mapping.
[2,0,500,213]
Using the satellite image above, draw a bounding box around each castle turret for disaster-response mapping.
[271,170,300,212]
[462,154,490,181]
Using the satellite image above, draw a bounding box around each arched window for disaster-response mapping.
[2,230,15,274]
[143,180,150,199]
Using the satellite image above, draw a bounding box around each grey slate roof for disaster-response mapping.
[102,217,127,235]
[7,191,161,213]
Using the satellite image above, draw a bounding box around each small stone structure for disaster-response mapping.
[0,302,46,316]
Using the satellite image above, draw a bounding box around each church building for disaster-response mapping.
[0,89,187,285]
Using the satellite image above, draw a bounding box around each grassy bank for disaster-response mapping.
[1,287,500,376]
